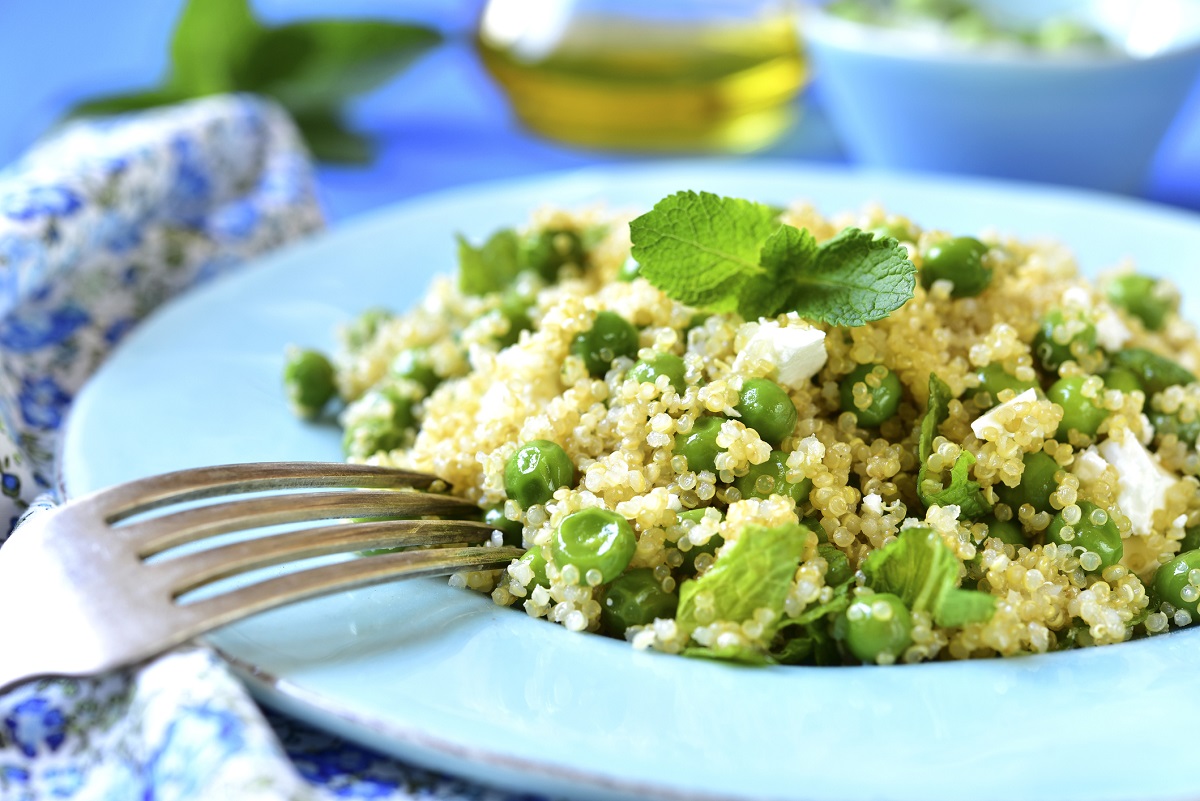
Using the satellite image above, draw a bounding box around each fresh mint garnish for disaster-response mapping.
[917,374,991,518]
[629,190,916,325]
[457,229,521,296]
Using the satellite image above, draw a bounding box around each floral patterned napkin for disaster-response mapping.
[0,96,530,801]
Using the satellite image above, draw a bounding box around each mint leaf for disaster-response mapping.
[917,374,991,517]
[676,523,808,641]
[936,588,998,627]
[738,224,819,319]
[629,191,778,310]
[457,229,521,296]
[861,526,996,627]
[787,228,916,327]
[294,110,374,164]
[630,192,915,326]
[682,645,775,666]
[236,21,442,114]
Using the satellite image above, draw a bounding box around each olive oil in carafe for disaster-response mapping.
[477,12,807,152]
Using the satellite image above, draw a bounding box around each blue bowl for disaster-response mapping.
[801,0,1200,193]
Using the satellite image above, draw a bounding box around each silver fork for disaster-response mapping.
[0,461,523,693]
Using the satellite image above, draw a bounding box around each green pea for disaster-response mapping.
[343,418,406,459]
[571,311,639,377]
[818,543,853,587]
[1045,500,1122,572]
[1152,549,1200,618]
[344,307,392,351]
[1181,526,1200,553]
[677,508,723,575]
[1101,366,1143,395]
[970,363,1038,409]
[1034,309,1097,371]
[521,228,584,282]
[674,416,726,473]
[617,256,640,282]
[734,450,813,506]
[284,347,337,419]
[844,592,913,663]
[995,451,1061,514]
[600,568,678,636]
[483,504,524,548]
[495,292,533,349]
[736,378,798,446]
[1048,376,1108,439]
[1148,409,1200,448]
[518,548,550,589]
[340,385,417,459]
[839,363,903,427]
[390,348,440,394]
[919,236,992,298]
[551,508,637,584]
[1106,274,1175,332]
[982,516,1026,546]
[628,352,687,394]
[868,220,916,243]
[1109,348,1196,396]
[504,440,575,507]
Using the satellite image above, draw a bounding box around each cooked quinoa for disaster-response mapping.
[287,197,1200,666]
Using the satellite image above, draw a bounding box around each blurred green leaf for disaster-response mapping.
[69,89,189,119]
[64,0,440,164]
[295,111,375,164]
[237,21,442,114]
[170,0,260,94]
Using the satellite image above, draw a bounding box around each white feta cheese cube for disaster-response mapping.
[862,492,884,515]
[1097,429,1179,536]
[733,321,827,389]
[970,388,1038,440]
[1061,286,1092,309]
[1094,305,1133,352]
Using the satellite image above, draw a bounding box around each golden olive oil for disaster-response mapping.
[477,13,807,152]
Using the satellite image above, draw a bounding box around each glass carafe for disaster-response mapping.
[476,0,806,152]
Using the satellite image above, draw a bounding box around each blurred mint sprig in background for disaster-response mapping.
[67,0,441,163]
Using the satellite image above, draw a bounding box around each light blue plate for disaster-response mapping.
[61,162,1200,801]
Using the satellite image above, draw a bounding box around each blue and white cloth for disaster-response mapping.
[0,96,532,800]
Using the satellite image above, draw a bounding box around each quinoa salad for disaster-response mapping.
[283,190,1200,666]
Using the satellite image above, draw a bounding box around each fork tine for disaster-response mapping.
[175,546,524,639]
[120,489,482,557]
[158,519,500,596]
[84,462,443,524]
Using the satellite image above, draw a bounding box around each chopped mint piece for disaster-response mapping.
[917,374,991,517]
[677,523,809,646]
[861,526,995,627]
[457,228,521,296]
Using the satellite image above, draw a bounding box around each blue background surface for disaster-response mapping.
[6,0,1196,222]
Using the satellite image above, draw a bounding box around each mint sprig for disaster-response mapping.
[629,191,916,325]
[917,374,991,518]
[67,0,440,163]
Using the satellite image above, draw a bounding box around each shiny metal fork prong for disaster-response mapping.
[0,462,523,694]
[91,462,445,524]
[158,519,499,596]
[119,488,481,557]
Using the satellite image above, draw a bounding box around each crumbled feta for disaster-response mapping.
[1097,429,1179,536]
[733,321,827,389]
[862,493,884,515]
[1094,305,1133,351]
[1061,286,1092,309]
[1073,446,1109,484]
[970,388,1038,439]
